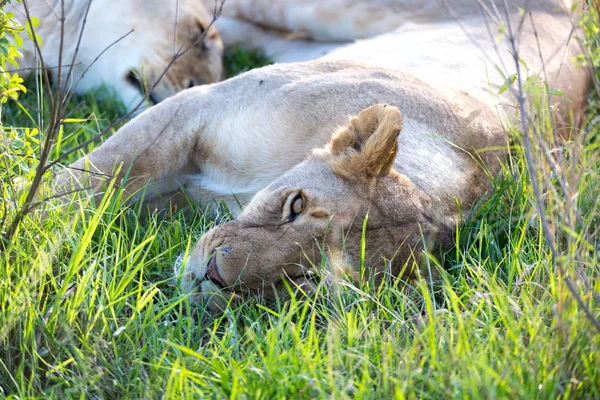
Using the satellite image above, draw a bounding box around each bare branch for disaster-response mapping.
[21,0,53,106]
[61,0,94,110]
[174,0,180,54]
[10,63,81,73]
[25,184,97,212]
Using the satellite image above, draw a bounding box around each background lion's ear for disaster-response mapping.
[328,104,403,179]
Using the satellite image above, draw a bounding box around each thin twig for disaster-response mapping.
[174,0,180,55]
[60,0,94,111]
[22,0,53,106]
[11,63,81,73]
[25,185,96,211]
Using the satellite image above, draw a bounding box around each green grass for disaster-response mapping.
[1,28,599,400]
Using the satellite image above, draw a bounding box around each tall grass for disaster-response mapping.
[0,12,598,400]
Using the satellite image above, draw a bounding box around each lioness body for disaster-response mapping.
[67,60,502,216]
[57,0,590,307]
[215,0,588,125]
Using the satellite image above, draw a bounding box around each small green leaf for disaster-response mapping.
[547,88,565,97]
[11,139,24,150]
[498,23,505,35]
[13,33,22,47]
[498,74,517,94]
[7,57,19,69]
[30,17,40,28]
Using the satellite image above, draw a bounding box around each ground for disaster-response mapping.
[0,18,599,400]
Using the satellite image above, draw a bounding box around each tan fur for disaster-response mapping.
[6,0,224,110]
[55,0,590,311]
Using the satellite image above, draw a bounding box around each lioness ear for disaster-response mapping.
[328,104,403,180]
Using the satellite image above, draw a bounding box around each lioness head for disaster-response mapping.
[181,104,434,310]
[123,1,224,108]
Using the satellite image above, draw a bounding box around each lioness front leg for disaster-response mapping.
[55,92,205,206]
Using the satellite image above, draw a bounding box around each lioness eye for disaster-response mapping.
[197,21,206,35]
[290,194,304,218]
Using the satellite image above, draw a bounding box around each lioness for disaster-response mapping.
[57,0,590,310]
[6,0,224,110]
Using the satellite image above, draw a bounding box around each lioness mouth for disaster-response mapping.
[204,255,227,288]
[126,69,161,106]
